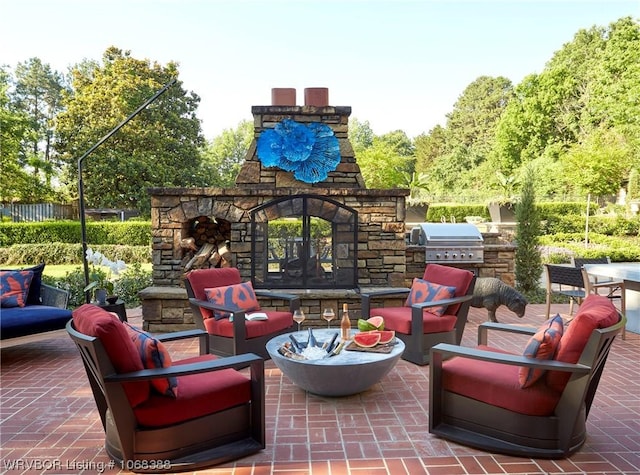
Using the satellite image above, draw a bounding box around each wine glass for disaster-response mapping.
[293,309,306,332]
[322,308,336,328]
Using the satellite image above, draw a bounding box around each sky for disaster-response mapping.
[2,0,639,140]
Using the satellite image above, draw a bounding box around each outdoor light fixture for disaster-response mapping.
[77,78,176,303]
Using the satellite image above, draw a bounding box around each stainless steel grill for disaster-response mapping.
[409,223,484,264]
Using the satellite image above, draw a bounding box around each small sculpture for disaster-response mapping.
[471,277,528,322]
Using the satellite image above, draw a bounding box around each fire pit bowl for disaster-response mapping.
[266,329,404,397]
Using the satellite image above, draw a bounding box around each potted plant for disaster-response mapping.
[404,172,430,222]
[83,248,127,304]
[488,171,517,223]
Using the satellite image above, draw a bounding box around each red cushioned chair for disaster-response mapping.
[429,295,625,458]
[67,304,265,472]
[184,267,299,359]
[361,263,475,365]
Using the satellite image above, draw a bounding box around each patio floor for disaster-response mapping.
[1,303,639,475]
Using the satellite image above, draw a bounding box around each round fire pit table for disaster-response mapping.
[266,329,404,397]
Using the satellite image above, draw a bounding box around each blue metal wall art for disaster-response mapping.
[256,118,340,183]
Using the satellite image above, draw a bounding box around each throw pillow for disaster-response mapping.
[204,281,261,320]
[518,314,564,388]
[1,263,44,305]
[124,323,178,398]
[405,278,456,317]
[1,270,34,308]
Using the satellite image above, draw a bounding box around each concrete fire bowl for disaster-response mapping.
[266,329,405,397]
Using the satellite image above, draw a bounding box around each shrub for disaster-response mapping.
[539,233,640,263]
[44,263,152,309]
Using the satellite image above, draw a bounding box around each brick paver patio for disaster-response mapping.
[1,303,639,474]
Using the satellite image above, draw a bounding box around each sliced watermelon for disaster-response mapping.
[353,332,382,348]
[357,318,376,331]
[376,330,395,344]
[359,329,395,344]
[366,316,385,330]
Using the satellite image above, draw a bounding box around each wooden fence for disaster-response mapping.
[0,203,77,222]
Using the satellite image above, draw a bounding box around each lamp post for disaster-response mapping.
[78,78,176,303]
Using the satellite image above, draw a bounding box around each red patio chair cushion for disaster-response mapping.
[442,346,562,416]
[72,304,150,407]
[133,354,251,427]
[203,310,293,338]
[369,306,457,335]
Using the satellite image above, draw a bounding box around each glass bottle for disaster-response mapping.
[308,327,318,348]
[340,303,351,341]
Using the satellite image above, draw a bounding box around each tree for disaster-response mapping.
[581,17,640,134]
[414,125,447,173]
[356,138,410,189]
[55,47,205,215]
[563,127,632,197]
[0,66,49,202]
[446,75,513,167]
[11,58,67,187]
[201,120,253,186]
[349,122,414,189]
[378,130,415,158]
[348,117,374,152]
[491,16,640,193]
[515,165,542,293]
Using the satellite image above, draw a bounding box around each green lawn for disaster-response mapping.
[3,264,152,279]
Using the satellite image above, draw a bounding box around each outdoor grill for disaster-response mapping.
[409,223,484,264]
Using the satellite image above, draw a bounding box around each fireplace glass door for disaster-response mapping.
[251,195,357,289]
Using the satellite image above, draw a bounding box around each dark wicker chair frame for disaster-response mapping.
[40,283,70,308]
[66,321,265,473]
[361,275,475,365]
[545,264,586,317]
[184,272,299,360]
[429,314,626,459]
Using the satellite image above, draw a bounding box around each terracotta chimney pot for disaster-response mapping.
[304,87,329,107]
[271,88,296,106]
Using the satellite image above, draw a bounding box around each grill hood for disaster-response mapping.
[410,223,483,245]
[409,223,484,264]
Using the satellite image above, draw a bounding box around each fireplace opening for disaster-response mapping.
[181,215,232,271]
[251,194,358,289]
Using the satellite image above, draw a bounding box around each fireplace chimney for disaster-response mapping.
[271,88,296,106]
[304,87,329,107]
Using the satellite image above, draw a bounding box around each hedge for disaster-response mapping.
[0,221,152,246]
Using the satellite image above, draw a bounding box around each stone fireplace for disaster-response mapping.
[141,88,516,331]
[141,89,410,331]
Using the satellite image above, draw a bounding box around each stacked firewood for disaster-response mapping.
[181,216,233,271]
